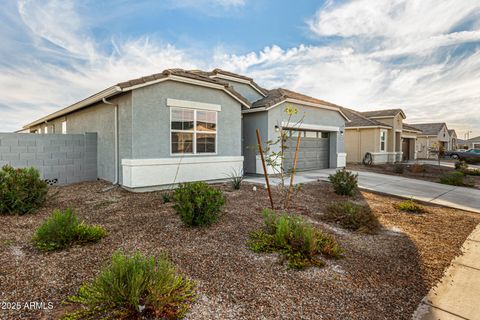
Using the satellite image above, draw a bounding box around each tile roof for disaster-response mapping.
[252,88,343,109]
[341,108,392,128]
[403,123,423,132]
[409,123,447,136]
[361,109,405,118]
[448,129,457,136]
[117,69,251,107]
[207,69,269,95]
[468,136,480,142]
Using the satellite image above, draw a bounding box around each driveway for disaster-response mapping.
[244,169,480,214]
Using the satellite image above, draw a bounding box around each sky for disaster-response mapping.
[1,0,480,138]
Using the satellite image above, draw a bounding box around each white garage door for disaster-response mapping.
[284,129,330,172]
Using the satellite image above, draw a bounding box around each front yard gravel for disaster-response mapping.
[1,180,479,319]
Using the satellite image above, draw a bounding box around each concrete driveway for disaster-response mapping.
[245,169,480,214]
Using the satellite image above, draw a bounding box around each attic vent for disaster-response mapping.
[44,178,59,186]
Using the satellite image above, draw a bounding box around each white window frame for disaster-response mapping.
[380,130,387,152]
[62,121,67,134]
[170,107,218,156]
[44,126,48,134]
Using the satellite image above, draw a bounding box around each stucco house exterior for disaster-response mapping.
[467,136,480,149]
[242,88,349,174]
[412,123,450,159]
[342,108,420,164]
[448,129,458,150]
[22,68,348,190]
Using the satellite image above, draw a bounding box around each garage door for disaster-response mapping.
[284,130,330,172]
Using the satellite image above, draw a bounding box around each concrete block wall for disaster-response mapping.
[0,133,97,185]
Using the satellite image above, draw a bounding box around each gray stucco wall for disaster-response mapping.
[244,102,346,172]
[221,79,264,103]
[242,111,268,173]
[131,80,243,158]
[0,133,97,185]
[30,93,132,183]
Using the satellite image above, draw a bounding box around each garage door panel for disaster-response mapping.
[284,133,329,172]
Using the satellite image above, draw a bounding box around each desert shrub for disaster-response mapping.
[455,161,468,171]
[464,169,480,176]
[439,171,474,187]
[64,251,196,320]
[394,199,426,214]
[0,165,48,215]
[162,192,172,204]
[393,163,405,174]
[324,201,380,234]
[173,182,225,227]
[328,169,358,196]
[32,208,106,251]
[227,168,243,190]
[248,209,343,269]
[410,164,426,174]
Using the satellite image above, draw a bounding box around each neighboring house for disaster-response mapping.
[22,68,348,190]
[467,136,480,149]
[448,129,458,150]
[412,123,450,159]
[242,88,349,174]
[342,108,420,164]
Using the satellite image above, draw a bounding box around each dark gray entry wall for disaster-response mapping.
[284,132,330,172]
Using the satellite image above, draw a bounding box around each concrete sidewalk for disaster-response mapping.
[244,169,480,214]
[413,224,480,320]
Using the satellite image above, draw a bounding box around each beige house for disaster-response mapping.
[412,123,450,159]
[467,136,480,149]
[342,108,421,164]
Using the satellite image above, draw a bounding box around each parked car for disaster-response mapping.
[448,149,480,163]
[445,149,474,160]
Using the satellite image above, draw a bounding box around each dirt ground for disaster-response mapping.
[348,163,480,189]
[1,180,479,320]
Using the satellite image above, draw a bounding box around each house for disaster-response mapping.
[342,108,421,164]
[467,136,480,149]
[448,129,458,150]
[242,88,349,174]
[412,123,450,159]
[22,69,348,190]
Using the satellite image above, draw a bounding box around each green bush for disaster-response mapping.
[393,164,405,174]
[64,251,196,320]
[394,199,426,214]
[455,161,468,171]
[0,165,48,215]
[328,169,358,196]
[324,201,380,234]
[32,208,106,251]
[173,182,225,227]
[465,169,480,176]
[248,209,343,270]
[439,171,474,187]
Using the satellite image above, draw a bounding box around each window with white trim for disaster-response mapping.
[171,108,217,154]
[62,121,67,134]
[380,130,387,152]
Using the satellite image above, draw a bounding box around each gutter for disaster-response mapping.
[102,97,119,185]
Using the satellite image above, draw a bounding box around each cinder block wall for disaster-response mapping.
[0,133,97,185]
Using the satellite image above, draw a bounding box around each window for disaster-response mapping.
[380,130,387,152]
[321,132,329,139]
[44,126,48,134]
[62,121,67,134]
[305,131,317,138]
[171,108,217,154]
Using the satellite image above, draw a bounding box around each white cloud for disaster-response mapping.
[1,0,479,138]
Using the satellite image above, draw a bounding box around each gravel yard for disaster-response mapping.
[1,180,479,320]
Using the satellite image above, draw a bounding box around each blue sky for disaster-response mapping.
[1,0,480,138]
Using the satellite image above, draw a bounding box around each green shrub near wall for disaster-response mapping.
[0,165,48,215]
[173,182,225,227]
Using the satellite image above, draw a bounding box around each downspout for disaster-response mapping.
[102,97,119,185]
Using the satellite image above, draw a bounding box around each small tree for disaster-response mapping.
[259,105,305,209]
